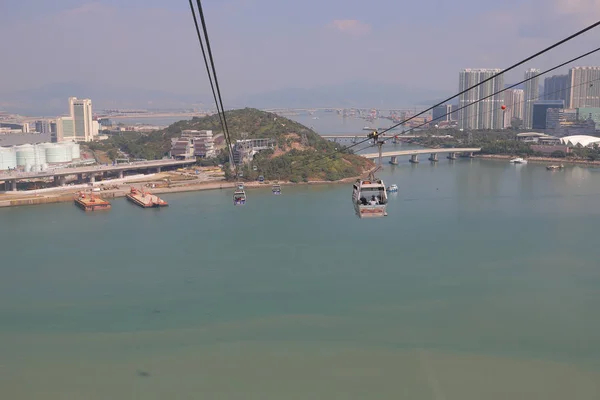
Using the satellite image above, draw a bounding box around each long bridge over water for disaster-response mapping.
[361,148,482,164]
[321,134,452,140]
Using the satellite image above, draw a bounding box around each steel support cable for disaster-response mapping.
[188,0,238,176]
[311,21,600,159]
[350,46,600,154]
[351,73,600,154]
[195,0,238,175]
[310,45,600,166]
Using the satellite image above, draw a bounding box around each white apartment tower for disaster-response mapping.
[458,68,505,130]
[523,68,540,129]
[503,88,524,127]
[567,66,600,108]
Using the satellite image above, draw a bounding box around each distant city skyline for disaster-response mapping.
[1,0,600,113]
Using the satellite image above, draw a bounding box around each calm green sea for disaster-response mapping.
[1,158,600,399]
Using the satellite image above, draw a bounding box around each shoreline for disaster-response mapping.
[474,154,600,167]
[0,173,365,209]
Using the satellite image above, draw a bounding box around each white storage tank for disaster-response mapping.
[33,144,47,165]
[61,143,73,162]
[68,142,81,159]
[15,144,36,166]
[0,147,17,170]
[45,143,72,164]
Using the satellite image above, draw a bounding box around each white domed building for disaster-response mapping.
[559,135,600,148]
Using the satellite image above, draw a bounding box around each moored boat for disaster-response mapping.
[74,191,111,211]
[509,157,528,164]
[126,187,168,208]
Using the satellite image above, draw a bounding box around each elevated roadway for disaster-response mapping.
[1,158,197,191]
[361,148,481,164]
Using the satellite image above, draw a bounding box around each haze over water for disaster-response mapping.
[2,113,600,399]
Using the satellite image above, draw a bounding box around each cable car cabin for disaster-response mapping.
[352,178,388,218]
[272,184,281,195]
[236,182,244,190]
[233,190,246,205]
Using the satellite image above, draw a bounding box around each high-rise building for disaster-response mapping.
[449,104,459,121]
[543,74,568,102]
[35,120,52,134]
[69,97,94,141]
[523,68,540,129]
[432,104,452,124]
[502,89,524,127]
[567,66,600,108]
[56,117,75,142]
[458,68,504,130]
[546,108,577,132]
[532,101,564,129]
[55,97,94,142]
[92,120,100,136]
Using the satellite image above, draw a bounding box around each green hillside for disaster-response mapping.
[87,108,373,182]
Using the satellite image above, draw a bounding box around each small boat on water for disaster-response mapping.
[547,164,564,170]
[272,183,281,195]
[126,187,168,208]
[233,189,246,205]
[509,157,528,164]
[74,191,111,211]
[387,184,398,193]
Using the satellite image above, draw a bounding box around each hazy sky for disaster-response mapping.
[1,0,600,100]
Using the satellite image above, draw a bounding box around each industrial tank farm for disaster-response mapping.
[0,142,81,171]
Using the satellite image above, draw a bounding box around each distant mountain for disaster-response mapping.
[230,82,449,109]
[3,80,450,116]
